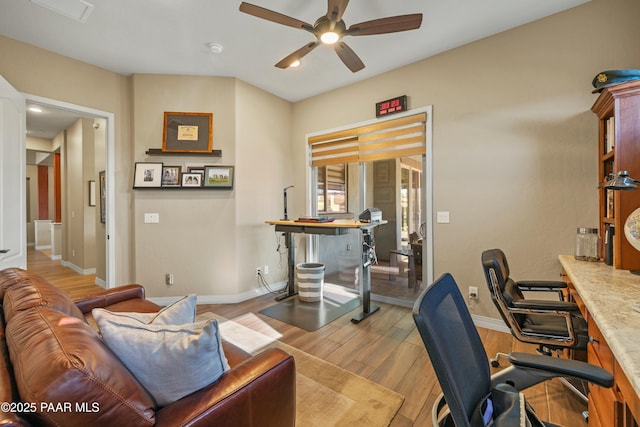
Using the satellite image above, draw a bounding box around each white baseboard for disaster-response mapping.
[35,245,51,250]
[60,261,96,276]
[147,283,509,335]
[148,281,287,307]
[471,314,510,333]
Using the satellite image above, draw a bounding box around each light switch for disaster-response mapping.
[144,213,160,223]
[436,211,450,224]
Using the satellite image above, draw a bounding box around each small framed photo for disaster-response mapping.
[162,166,181,187]
[181,172,202,187]
[204,165,234,189]
[162,112,213,153]
[188,166,205,178]
[133,162,163,188]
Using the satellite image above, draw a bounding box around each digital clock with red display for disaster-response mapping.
[375,95,407,118]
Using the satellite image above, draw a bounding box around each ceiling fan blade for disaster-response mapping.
[275,42,320,69]
[239,2,313,31]
[333,42,364,73]
[326,0,349,22]
[347,13,423,36]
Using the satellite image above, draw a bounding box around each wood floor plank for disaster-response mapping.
[27,247,589,426]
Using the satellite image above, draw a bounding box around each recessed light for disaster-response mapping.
[208,43,224,54]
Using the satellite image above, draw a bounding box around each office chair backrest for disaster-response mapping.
[410,242,423,281]
[412,273,491,427]
[481,249,527,327]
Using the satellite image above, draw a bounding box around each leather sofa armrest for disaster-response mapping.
[73,284,150,314]
[155,347,296,427]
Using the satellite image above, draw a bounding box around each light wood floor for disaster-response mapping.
[26,247,587,426]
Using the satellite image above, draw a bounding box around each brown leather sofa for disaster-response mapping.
[0,268,296,427]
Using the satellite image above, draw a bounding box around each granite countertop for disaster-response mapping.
[558,255,640,399]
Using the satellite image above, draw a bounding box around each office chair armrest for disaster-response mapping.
[510,299,579,312]
[491,352,613,391]
[508,352,613,387]
[515,280,566,291]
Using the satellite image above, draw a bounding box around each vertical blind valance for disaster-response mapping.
[308,112,427,167]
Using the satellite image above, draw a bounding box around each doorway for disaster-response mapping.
[24,94,115,288]
[308,107,433,308]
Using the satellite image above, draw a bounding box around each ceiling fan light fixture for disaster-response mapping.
[320,31,340,44]
[289,60,301,68]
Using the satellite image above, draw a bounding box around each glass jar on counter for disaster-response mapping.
[575,227,600,261]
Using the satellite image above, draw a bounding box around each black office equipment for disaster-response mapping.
[358,208,382,223]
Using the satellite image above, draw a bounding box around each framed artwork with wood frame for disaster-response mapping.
[162,112,213,153]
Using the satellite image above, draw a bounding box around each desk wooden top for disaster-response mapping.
[266,219,385,229]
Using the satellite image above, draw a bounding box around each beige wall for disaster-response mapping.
[131,75,292,298]
[0,35,134,285]
[2,0,639,317]
[291,0,640,317]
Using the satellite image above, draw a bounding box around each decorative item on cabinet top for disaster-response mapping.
[133,162,234,190]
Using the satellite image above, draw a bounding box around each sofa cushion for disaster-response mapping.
[93,311,230,407]
[91,294,196,326]
[6,306,156,427]
[3,276,85,324]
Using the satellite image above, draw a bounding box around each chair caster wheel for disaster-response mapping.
[490,359,500,368]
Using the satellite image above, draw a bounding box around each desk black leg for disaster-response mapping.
[352,228,380,323]
[276,231,297,301]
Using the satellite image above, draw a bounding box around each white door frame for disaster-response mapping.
[305,105,434,306]
[25,94,116,288]
[0,76,26,270]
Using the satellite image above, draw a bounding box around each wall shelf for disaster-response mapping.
[145,148,222,157]
[132,186,230,190]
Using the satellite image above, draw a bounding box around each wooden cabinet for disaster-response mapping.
[592,80,640,271]
[562,267,640,427]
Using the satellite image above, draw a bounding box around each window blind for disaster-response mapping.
[309,112,426,167]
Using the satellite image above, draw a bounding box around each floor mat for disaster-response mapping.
[260,283,361,331]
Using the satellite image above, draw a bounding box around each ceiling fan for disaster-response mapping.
[238,1,423,73]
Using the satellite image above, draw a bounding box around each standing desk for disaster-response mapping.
[265,219,387,323]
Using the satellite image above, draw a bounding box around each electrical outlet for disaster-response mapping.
[263,265,269,275]
[165,273,174,286]
[469,286,478,299]
[256,267,262,276]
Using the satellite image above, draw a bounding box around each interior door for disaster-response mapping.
[0,75,26,270]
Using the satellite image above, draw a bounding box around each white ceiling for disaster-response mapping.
[2,0,589,137]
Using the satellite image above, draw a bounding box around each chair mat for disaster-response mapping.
[260,284,361,331]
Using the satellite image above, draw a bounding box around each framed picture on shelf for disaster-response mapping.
[204,165,234,189]
[181,172,202,187]
[162,112,213,153]
[133,162,163,188]
[188,166,205,178]
[162,166,181,187]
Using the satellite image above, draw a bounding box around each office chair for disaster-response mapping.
[481,249,589,364]
[412,273,613,427]
[410,237,423,294]
[481,248,590,403]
